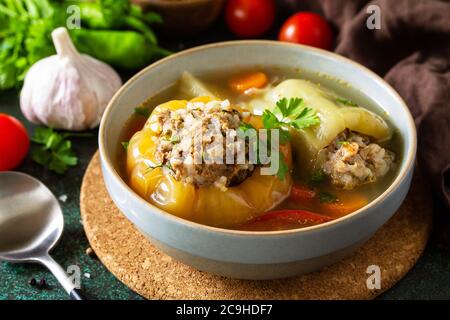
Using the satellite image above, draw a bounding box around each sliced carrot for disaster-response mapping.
[228,71,268,94]
[320,194,368,216]
[290,184,316,204]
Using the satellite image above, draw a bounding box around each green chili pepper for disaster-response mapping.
[67,0,162,45]
[70,29,171,70]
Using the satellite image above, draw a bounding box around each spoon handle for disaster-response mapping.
[38,254,85,300]
[69,288,84,300]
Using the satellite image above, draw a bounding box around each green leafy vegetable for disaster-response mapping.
[146,162,174,174]
[310,169,326,185]
[121,141,129,150]
[336,97,358,107]
[0,0,58,90]
[319,192,338,203]
[237,98,320,181]
[336,140,348,147]
[259,98,320,180]
[31,127,90,174]
[273,97,320,129]
[262,97,320,134]
[134,106,151,117]
[66,0,162,45]
[237,122,256,133]
[0,0,170,90]
[276,152,289,181]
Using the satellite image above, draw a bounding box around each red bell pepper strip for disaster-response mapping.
[290,184,316,203]
[254,209,334,224]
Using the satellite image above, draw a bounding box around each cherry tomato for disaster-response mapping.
[279,12,333,50]
[0,113,30,171]
[225,0,275,37]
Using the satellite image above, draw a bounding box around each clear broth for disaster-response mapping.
[119,67,403,231]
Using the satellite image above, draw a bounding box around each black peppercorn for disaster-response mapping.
[37,278,46,290]
[28,277,37,286]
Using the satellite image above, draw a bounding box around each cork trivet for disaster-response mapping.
[80,152,433,299]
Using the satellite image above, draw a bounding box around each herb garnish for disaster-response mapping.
[146,162,174,174]
[264,98,320,179]
[336,98,358,107]
[31,127,91,174]
[319,192,338,203]
[134,106,151,117]
[276,152,290,181]
[310,169,327,186]
[121,141,129,150]
[273,97,321,129]
[238,122,256,133]
[238,97,320,181]
[336,140,348,147]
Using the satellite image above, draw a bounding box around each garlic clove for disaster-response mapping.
[20,27,122,131]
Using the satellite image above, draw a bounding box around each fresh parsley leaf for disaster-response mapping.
[278,152,289,181]
[336,98,358,107]
[319,192,338,203]
[310,169,326,185]
[170,136,180,144]
[31,147,52,166]
[146,162,174,174]
[274,97,304,119]
[289,107,320,129]
[121,141,129,150]
[262,109,280,129]
[278,129,291,144]
[261,110,291,143]
[258,98,321,182]
[31,127,87,174]
[134,106,151,117]
[238,122,256,133]
[265,98,320,131]
[237,122,258,142]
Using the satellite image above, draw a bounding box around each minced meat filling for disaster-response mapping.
[153,99,255,190]
[322,130,395,190]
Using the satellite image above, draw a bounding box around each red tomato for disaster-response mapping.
[225,0,275,37]
[279,12,333,50]
[0,113,30,171]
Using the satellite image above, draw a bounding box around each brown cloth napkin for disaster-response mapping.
[283,0,450,210]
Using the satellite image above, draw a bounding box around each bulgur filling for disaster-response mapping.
[322,130,395,190]
[152,99,255,189]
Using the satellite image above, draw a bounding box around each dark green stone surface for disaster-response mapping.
[1,25,450,300]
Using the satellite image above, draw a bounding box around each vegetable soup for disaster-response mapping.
[119,68,402,231]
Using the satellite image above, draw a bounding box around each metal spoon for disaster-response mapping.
[0,171,84,300]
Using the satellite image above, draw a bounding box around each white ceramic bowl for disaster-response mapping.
[99,41,417,280]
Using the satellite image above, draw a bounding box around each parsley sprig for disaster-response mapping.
[319,192,338,203]
[264,98,319,179]
[31,127,91,174]
[146,162,174,174]
[239,97,320,181]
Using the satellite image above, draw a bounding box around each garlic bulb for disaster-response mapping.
[20,27,122,131]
